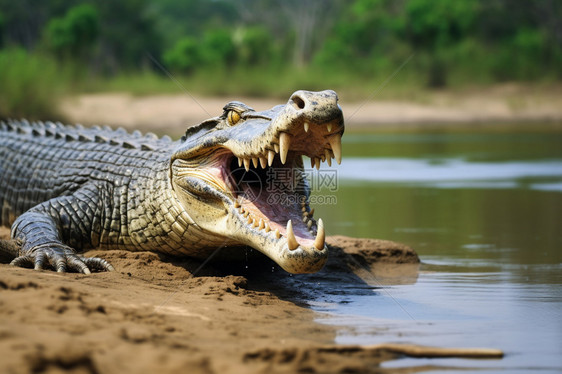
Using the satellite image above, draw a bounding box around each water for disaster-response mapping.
[310,131,562,373]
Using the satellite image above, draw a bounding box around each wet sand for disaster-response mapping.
[1,226,434,373]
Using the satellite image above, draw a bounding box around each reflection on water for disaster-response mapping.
[310,131,562,373]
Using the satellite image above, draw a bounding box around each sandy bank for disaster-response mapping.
[0,226,427,373]
[61,84,562,135]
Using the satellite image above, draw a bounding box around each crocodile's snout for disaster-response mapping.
[288,90,340,117]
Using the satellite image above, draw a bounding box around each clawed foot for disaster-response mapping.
[9,243,114,274]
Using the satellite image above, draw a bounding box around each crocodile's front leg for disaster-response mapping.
[9,187,114,274]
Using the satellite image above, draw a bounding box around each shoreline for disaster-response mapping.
[0,227,426,373]
[60,84,562,135]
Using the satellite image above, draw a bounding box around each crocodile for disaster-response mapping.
[0,90,344,274]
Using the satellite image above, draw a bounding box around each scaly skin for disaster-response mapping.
[0,90,344,274]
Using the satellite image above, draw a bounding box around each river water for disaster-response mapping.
[311,131,562,373]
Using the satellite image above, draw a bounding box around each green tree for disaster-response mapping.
[198,29,236,68]
[45,4,99,60]
[236,27,276,66]
[163,37,200,74]
[403,0,478,87]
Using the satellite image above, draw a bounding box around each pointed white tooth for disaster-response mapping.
[286,220,299,250]
[258,219,265,230]
[304,122,310,133]
[259,156,267,169]
[265,223,271,233]
[275,229,281,239]
[279,132,291,164]
[234,200,241,208]
[325,149,332,166]
[238,157,243,167]
[253,218,259,228]
[327,133,342,164]
[314,157,321,170]
[243,158,251,171]
[247,216,253,224]
[252,157,259,168]
[307,220,313,229]
[274,143,279,153]
[327,123,332,132]
[313,218,325,251]
[268,150,275,166]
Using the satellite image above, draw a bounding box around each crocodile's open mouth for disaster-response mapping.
[172,90,343,273]
[224,121,342,251]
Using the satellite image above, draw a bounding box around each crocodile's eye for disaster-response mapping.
[227,110,241,126]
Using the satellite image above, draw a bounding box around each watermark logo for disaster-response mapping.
[266,168,338,192]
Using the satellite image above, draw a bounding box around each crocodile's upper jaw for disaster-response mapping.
[171,90,344,274]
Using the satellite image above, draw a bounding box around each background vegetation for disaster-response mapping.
[0,0,561,118]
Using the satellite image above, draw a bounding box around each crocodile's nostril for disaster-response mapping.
[291,94,306,110]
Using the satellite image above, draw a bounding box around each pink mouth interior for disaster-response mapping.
[222,152,315,246]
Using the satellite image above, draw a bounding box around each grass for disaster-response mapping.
[0,49,70,120]
[82,65,428,102]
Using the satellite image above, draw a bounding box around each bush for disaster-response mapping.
[0,48,68,120]
[45,4,99,60]
[163,37,200,74]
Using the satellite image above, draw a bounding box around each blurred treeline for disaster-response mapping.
[0,0,561,118]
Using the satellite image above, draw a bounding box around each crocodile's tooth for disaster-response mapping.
[244,211,249,217]
[234,200,241,208]
[258,219,265,230]
[247,216,253,224]
[273,143,279,153]
[252,218,259,228]
[304,122,310,133]
[327,133,342,164]
[268,150,275,166]
[307,220,313,229]
[243,158,251,172]
[259,156,267,169]
[327,123,333,132]
[310,157,314,168]
[286,220,299,250]
[325,149,332,166]
[313,218,325,250]
[314,158,321,170]
[309,208,315,217]
[275,229,281,239]
[238,157,243,167]
[240,206,245,213]
[321,153,326,162]
[265,223,271,233]
[279,132,291,164]
[252,157,259,168]
[302,215,308,223]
